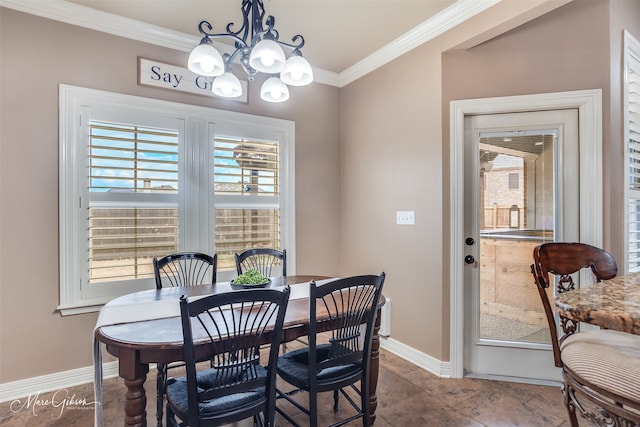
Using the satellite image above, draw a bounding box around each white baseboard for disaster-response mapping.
[380,336,451,378]
[1,339,443,404]
[0,361,120,403]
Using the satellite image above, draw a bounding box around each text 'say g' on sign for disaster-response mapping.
[138,57,248,103]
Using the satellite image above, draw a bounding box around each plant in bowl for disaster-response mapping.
[231,269,270,287]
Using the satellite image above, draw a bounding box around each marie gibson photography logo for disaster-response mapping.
[9,389,100,420]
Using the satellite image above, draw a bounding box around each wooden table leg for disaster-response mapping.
[368,308,382,424]
[124,377,147,426]
[118,349,149,427]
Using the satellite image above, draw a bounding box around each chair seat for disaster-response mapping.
[166,366,267,418]
[277,343,362,390]
[561,329,640,405]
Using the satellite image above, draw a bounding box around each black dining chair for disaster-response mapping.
[153,251,217,427]
[531,242,640,426]
[275,273,386,427]
[235,248,286,277]
[165,286,290,427]
[154,252,217,289]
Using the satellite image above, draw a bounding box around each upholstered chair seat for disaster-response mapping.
[560,330,640,406]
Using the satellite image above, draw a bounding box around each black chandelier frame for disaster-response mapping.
[194,0,306,81]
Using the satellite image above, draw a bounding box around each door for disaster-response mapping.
[463,109,579,381]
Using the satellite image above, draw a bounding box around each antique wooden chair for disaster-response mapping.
[276,273,386,427]
[531,242,640,426]
[165,287,290,427]
[153,251,217,426]
[235,248,286,277]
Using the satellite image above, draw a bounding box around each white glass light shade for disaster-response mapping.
[211,72,243,98]
[280,55,313,86]
[249,39,286,73]
[188,43,225,77]
[260,77,289,102]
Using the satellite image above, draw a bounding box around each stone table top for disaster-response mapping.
[555,272,640,335]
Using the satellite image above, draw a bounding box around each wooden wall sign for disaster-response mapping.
[138,57,248,103]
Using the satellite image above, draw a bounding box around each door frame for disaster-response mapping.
[449,89,603,378]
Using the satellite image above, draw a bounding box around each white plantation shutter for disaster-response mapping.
[213,137,281,271]
[626,31,640,272]
[213,138,279,196]
[88,121,179,283]
[89,122,179,192]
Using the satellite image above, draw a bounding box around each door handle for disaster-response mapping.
[464,255,475,264]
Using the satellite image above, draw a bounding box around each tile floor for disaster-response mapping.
[1,348,574,427]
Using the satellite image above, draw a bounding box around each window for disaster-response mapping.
[508,173,519,190]
[59,85,295,314]
[88,121,179,284]
[213,138,281,271]
[625,31,640,273]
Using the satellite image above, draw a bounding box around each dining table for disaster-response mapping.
[554,271,640,334]
[93,275,385,427]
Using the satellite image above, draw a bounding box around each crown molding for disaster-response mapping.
[338,0,501,87]
[0,0,499,88]
[0,0,197,50]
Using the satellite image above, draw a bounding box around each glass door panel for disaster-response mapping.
[478,132,555,345]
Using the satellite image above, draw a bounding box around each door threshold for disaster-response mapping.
[464,372,562,388]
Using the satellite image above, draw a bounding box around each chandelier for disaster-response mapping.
[187,0,313,103]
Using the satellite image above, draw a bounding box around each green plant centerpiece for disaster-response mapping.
[232,269,270,287]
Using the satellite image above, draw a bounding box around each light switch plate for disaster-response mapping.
[396,211,415,225]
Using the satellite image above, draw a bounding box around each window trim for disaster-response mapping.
[59,85,295,315]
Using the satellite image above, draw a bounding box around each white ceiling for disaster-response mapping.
[1,0,502,85]
[68,0,459,73]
